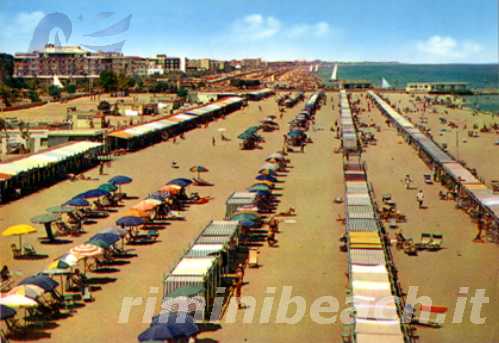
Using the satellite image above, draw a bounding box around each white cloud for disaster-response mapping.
[416,35,483,60]
[232,14,281,40]
[288,21,330,38]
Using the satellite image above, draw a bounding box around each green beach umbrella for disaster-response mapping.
[248,184,271,192]
[98,183,118,193]
[231,213,260,222]
[31,213,60,224]
[47,206,75,214]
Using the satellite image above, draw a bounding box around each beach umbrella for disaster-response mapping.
[161,296,205,314]
[160,184,182,195]
[133,201,158,212]
[77,189,110,199]
[0,294,38,309]
[7,284,45,300]
[0,304,16,320]
[100,227,128,237]
[256,174,278,183]
[19,274,59,292]
[46,206,75,214]
[87,232,120,249]
[2,224,37,255]
[58,253,79,268]
[231,213,260,223]
[98,183,118,193]
[143,198,163,206]
[251,190,272,197]
[288,130,306,138]
[248,184,271,193]
[65,197,90,207]
[259,163,279,172]
[108,175,133,185]
[235,204,259,214]
[138,313,199,341]
[252,181,273,188]
[167,178,193,187]
[239,220,260,228]
[189,166,209,179]
[151,311,200,331]
[116,216,145,227]
[246,126,261,133]
[237,131,257,140]
[70,244,104,272]
[31,213,59,241]
[259,169,277,176]
[127,208,151,218]
[147,191,170,200]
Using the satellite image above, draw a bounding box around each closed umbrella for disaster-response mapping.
[2,224,37,255]
[0,304,16,320]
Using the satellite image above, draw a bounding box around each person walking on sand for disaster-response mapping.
[235,264,245,309]
[300,141,305,153]
[267,225,277,247]
[404,174,412,189]
[416,190,424,208]
[212,137,216,147]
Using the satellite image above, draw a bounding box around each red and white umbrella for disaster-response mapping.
[70,244,104,258]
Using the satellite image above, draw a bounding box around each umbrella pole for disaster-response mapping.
[19,235,23,255]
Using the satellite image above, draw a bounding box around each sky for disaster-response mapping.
[0,0,497,63]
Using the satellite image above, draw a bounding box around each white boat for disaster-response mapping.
[331,64,338,81]
[381,77,392,89]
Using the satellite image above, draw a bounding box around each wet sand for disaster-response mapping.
[352,92,499,343]
[382,92,499,186]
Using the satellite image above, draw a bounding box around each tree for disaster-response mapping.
[99,70,117,92]
[28,89,40,103]
[48,85,61,99]
[97,100,111,114]
[66,84,76,94]
[176,87,188,98]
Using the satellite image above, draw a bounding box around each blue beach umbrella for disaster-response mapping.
[138,312,199,341]
[87,232,120,248]
[256,174,278,183]
[65,197,90,207]
[19,274,59,292]
[167,178,193,187]
[77,189,110,199]
[108,175,133,185]
[116,216,145,227]
[0,305,16,320]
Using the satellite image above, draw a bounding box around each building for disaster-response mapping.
[14,44,148,79]
[241,58,263,70]
[405,82,470,94]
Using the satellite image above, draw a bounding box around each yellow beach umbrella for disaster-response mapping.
[2,224,37,254]
[0,294,38,308]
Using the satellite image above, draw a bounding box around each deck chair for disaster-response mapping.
[427,233,443,251]
[248,248,259,268]
[416,233,432,250]
[23,244,37,256]
[10,244,21,259]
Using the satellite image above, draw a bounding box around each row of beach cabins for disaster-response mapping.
[368,92,499,231]
[0,90,276,203]
[339,90,413,343]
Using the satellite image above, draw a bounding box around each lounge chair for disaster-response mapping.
[248,248,259,268]
[416,232,432,250]
[10,244,21,259]
[427,233,443,251]
[23,244,37,256]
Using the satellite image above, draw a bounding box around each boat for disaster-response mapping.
[381,77,392,89]
[331,64,338,81]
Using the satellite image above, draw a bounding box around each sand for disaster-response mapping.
[2,91,497,343]
[382,92,499,186]
[0,94,347,342]
[351,92,499,343]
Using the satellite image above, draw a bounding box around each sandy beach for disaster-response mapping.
[381,92,499,186]
[352,92,499,343]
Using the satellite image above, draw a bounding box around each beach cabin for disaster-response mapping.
[405,82,470,94]
[225,192,258,218]
[163,256,222,319]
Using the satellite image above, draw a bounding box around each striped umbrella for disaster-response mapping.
[143,198,163,206]
[159,184,182,195]
[0,294,38,308]
[7,284,45,300]
[70,244,104,272]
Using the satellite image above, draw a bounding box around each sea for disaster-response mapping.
[318,63,499,112]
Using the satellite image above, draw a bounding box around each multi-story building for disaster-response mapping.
[14,44,149,79]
